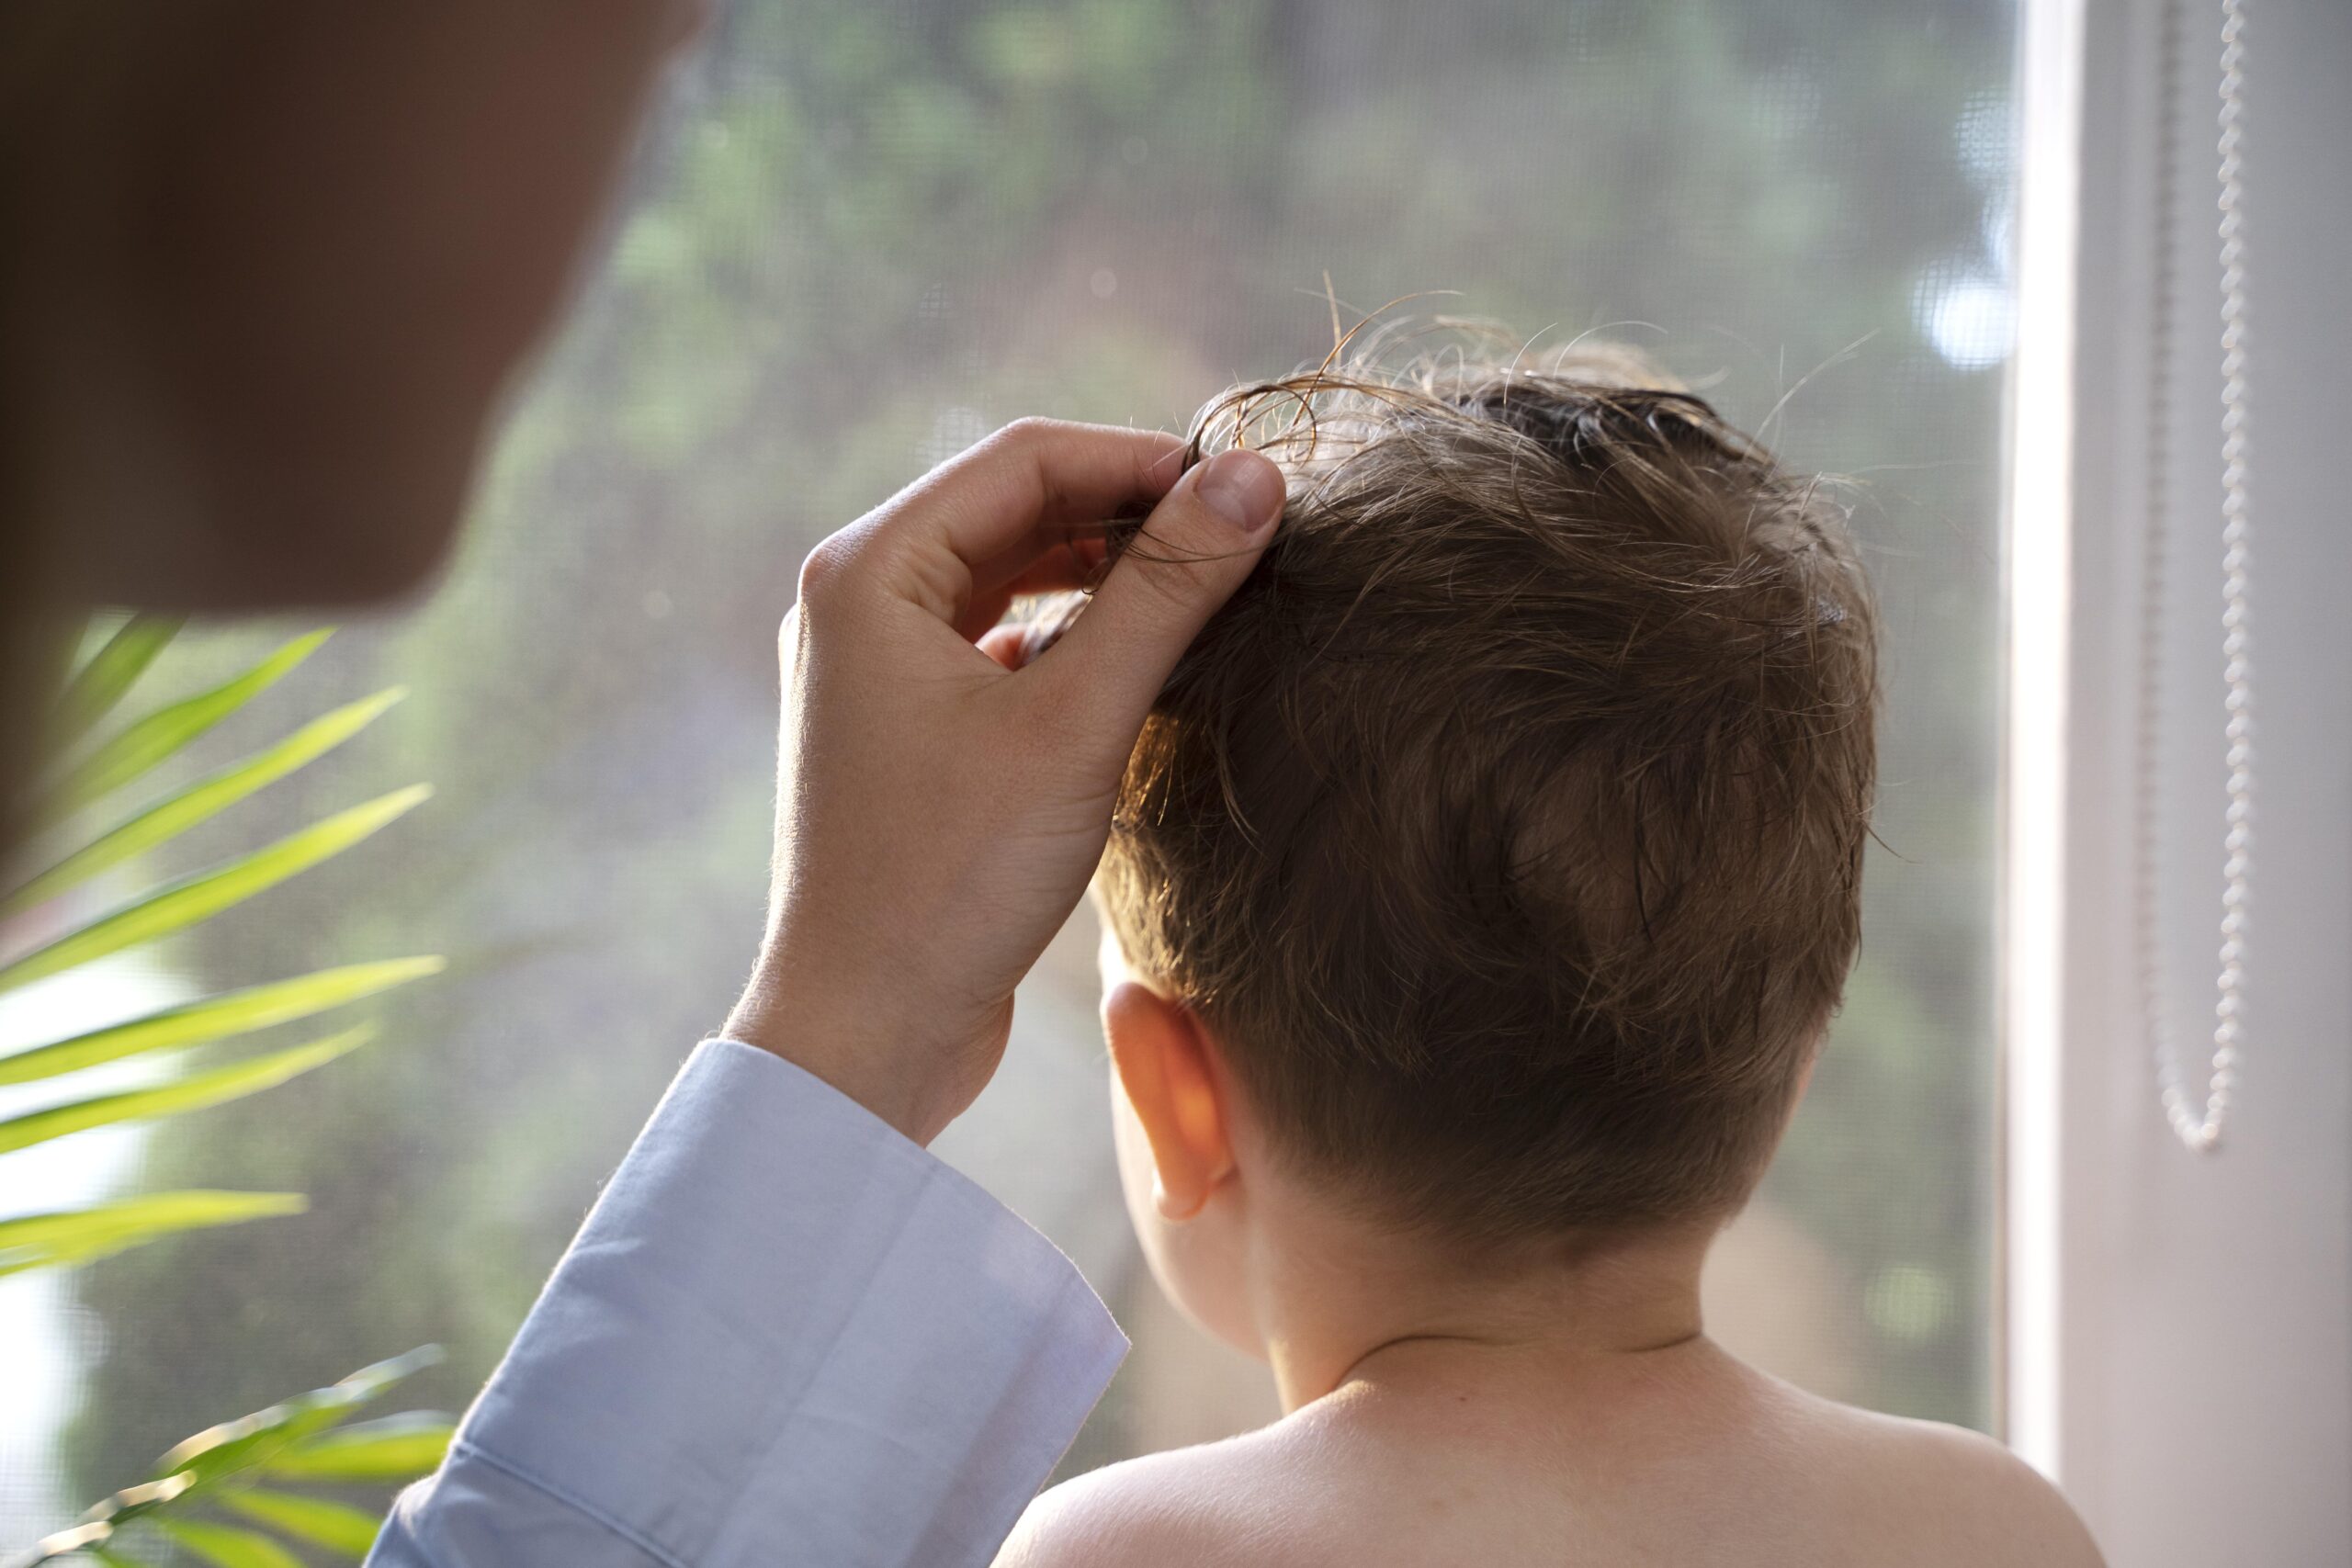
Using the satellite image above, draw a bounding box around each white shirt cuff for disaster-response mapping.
[385,1039,1126,1568]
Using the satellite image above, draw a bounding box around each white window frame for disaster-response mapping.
[2002,0,2350,1559]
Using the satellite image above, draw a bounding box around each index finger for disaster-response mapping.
[888,419,1187,592]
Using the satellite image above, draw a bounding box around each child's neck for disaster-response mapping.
[1242,1200,1717,1413]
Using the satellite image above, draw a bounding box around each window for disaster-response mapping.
[2003,0,2352,1554]
[2,0,2024,1529]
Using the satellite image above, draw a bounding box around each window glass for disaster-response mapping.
[2,0,2015,1529]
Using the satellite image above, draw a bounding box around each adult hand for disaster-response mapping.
[724,419,1285,1145]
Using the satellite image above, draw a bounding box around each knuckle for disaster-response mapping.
[983,415,1080,462]
[996,415,1061,446]
[1122,559,1198,617]
[797,533,862,606]
[1120,537,1218,611]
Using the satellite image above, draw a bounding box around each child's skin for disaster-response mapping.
[995,934,2105,1567]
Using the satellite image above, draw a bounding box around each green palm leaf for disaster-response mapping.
[0,958,442,1088]
[216,1491,382,1558]
[0,621,448,1568]
[0,1029,370,1156]
[158,1348,442,1490]
[46,630,329,818]
[14,1523,119,1561]
[263,1413,457,1483]
[0,785,429,998]
[8,1371,445,1567]
[154,1520,304,1568]
[0,1191,307,1279]
[51,615,184,747]
[4,687,408,919]
[9,1475,192,1564]
[4,1349,446,1562]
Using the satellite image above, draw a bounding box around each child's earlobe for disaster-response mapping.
[1153,1170,1207,1223]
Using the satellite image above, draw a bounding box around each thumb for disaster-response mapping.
[1035,446,1284,734]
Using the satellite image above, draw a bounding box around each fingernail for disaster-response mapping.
[1190,448,1286,534]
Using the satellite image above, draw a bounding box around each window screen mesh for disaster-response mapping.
[0,0,2014,1529]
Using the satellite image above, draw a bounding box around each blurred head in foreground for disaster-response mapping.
[1084,338,1879,1354]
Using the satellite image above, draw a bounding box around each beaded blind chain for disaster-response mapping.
[2136,0,2253,1155]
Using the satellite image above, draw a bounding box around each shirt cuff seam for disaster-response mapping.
[446,1437,685,1568]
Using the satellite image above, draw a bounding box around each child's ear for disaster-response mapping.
[1102,980,1234,1222]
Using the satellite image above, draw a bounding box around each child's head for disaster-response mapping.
[1086,343,1877,1342]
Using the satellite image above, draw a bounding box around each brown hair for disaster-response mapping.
[1091,340,1879,1244]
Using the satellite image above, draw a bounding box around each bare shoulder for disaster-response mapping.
[1803,1395,2107,1568]
[994,1427,1326,1568]
[996,1368,2104,1568]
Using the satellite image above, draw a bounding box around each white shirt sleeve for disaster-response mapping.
[368,1039,1128,1568]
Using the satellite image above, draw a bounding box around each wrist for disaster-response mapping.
[722,987,941,1146]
